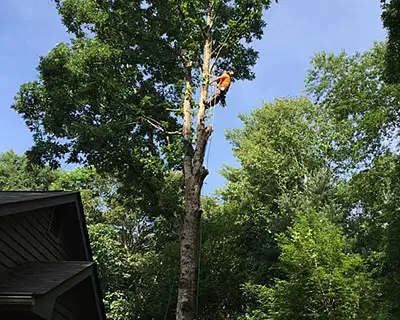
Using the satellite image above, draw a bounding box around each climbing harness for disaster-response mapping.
[205,69,231,109]
[207,83,219,108]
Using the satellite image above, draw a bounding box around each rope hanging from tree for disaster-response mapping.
[204,70,217,169]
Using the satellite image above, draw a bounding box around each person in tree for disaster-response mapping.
[205,70,234,108]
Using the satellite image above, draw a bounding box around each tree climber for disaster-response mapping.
[205,70,234,108]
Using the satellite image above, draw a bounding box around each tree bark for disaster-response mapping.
[176,2,213,320]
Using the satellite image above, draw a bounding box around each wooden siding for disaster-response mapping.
[0,207,68,272]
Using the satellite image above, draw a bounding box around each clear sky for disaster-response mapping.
[0,1,387,194]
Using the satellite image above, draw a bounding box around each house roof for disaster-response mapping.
[0,191,78,216]
[0,261,93,296]
[0,191,75,205]
[0,262,103,319]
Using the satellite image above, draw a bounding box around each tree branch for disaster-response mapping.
[177,1,207,39]
[142,115,181,136]
[211,0,223,26]
[166,108,182,113]
[210,1,251,72]
[188,2,208,38]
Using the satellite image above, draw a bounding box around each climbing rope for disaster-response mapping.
[163,280,174,320]
[205,78,216,170]
[205,106,214,169]
[195,216,204,320]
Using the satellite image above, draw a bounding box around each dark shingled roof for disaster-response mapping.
[0,191,75,205]
[0,262,93,296]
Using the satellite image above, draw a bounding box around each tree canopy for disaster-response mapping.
[12,1,278,318]
[381,0,400,83]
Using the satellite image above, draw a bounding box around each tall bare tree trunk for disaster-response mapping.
[176,2,213,320]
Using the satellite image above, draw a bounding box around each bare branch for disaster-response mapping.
[210,27,234,72]
[142,116,163,131]
[166,131,181,135]
[166,108,182,112]
[142,115,181,136]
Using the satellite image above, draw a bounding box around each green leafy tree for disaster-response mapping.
[384,157,400,319]
[195,196,279,319]
[347,153,400,319]
[192,98,336,319]
[210,90,392,319]
[88,223,133,319]
[305,42,400,171]
[304,41,400,319]
[221,97,332,210]
[241,207,383,320]
[87,222,180,320]
[13,1,278,318]
[381,0,400,83]
[338,153,396,256]
[234,164,386,320]
[0,150,59,190]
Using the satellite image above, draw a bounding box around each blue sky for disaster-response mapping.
[0,0,387,193]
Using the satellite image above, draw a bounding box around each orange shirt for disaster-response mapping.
[218,73,231,88]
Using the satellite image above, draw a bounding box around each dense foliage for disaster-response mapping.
[381,0,400,83]
[12,1,279,318]
[5,0,400,317]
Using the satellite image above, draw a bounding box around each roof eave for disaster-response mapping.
[0,192,79,217]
